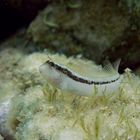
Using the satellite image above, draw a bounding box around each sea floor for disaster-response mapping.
[0,46,140,140]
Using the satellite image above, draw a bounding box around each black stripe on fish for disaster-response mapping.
[46,60,120,85]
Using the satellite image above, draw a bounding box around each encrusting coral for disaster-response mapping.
[0,47,140,140]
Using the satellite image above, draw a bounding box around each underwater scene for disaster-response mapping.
[0,0,140,140]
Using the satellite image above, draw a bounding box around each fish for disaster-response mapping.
[39,59,122,96]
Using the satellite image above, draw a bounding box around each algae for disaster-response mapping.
[0,46,139,140]
[0,0,140,139]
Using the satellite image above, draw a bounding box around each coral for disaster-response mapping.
[0,46,140,140]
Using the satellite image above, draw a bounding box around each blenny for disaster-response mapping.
[39,59,122,96]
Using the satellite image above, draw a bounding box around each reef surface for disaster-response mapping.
[0,44,140,140]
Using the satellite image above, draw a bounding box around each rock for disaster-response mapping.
[0,46,139,140]
[101,32,140,72]
[0,99,14,140]
[27,0,130,62]
[0,0,140,72]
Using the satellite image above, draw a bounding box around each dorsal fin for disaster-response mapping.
[112,58,121,71]
[102,60,115,73]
